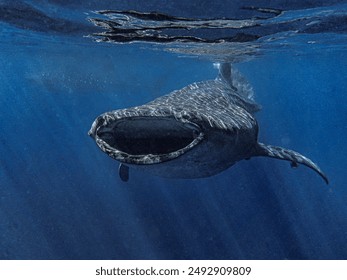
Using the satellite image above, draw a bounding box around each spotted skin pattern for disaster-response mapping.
[89,64,328,184]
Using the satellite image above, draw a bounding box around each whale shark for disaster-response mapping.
[88,63,328,184]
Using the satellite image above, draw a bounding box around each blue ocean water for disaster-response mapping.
[0,0,346,259]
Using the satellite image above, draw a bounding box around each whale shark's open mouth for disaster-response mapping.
[90,116,204,164]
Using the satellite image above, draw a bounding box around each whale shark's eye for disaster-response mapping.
[97,117,202,155]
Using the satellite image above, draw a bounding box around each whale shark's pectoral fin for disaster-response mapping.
[256,142,329,184]
[118,163,130,182]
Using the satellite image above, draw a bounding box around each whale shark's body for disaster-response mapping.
[89,63,328,184]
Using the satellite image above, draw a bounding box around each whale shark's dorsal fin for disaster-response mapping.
[255,143,329,184]
[217,63,254,100]
[217,63,237,91]
[217,63,261,113]
[118,163,130,182]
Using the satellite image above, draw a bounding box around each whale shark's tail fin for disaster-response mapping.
[256,142,329,184]
[217,63,261,113]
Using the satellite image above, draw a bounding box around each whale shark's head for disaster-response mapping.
[88,112,205,165]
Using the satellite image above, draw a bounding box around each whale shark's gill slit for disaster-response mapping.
[98,117,201,156]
